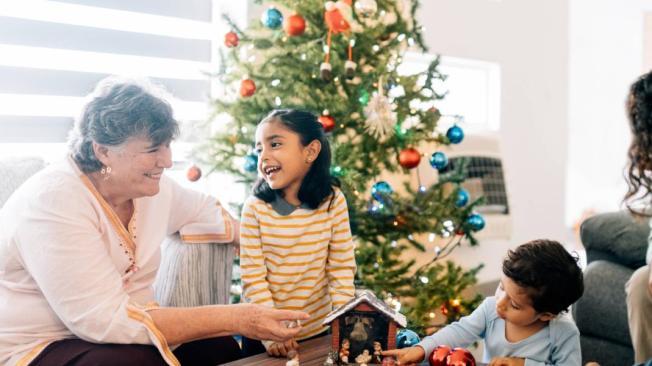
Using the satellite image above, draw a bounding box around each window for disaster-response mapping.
[0,1,250,204]
[398,52,501,132]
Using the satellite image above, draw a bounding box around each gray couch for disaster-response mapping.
[573,211,649,366]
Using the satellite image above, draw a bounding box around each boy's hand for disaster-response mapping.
[381,346,425,365]
[267,339,299,357]
[489,357,525,366]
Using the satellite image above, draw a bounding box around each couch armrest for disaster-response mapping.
[154,234,234,307]
[580,211,648,269]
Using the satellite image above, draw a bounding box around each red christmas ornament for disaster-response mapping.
[324,0,356,34]
[428,345,451,366]
[239,79,256,97]
[318,113,336,133]
[428,346,476,366]
[224,31,239,47]
[448,348,476,366]
[284,13,306,36]
[398,147,421,169]
[440,303,449,316]
[186,165,202,182]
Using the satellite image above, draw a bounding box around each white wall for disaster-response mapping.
[418,0,570,281]
[567,0,652,227]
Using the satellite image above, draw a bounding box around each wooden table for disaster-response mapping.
[224,335,331,366]
[223,335,488,366]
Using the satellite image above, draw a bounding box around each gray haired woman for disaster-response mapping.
[0,77,308,366]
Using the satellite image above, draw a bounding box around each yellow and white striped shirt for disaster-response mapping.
[240,188,356,342]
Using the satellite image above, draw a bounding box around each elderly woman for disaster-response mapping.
[0,77,308,366]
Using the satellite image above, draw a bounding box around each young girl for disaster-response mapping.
[240,109,356,357]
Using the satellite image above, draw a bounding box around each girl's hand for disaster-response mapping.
[267,339,299,357]
[489,357,525,366]
[381,346,425,365]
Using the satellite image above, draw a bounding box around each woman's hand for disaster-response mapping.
[488,357,525,366]
[381,346,425,365]
[236,304,309,343]
[267,339,299,357]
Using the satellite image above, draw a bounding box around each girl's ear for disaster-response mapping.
[304,139,322,163]
[92,141,111,166]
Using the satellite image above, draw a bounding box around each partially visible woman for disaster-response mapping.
[623,71,652,364]
[0,77,308,366]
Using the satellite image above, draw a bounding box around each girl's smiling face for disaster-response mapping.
[255,119,318,199]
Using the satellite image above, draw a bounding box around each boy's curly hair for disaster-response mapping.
[502,239,583,314]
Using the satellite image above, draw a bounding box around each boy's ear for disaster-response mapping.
[538,312,556,322]
[304,139,322,163]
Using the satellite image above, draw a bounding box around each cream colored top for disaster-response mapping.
[0,156,235,366]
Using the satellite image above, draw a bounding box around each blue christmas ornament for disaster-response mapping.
[396,329,421,349]
[243,154,258,172]
[455,188,469,207]
[371,181,393,201]
[446,124,464,144]
[429,151,448,171]
[466,213,485,231]
[261,7,283,29]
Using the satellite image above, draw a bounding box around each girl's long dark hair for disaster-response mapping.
[624,71,652,216]
[253,109,339,210]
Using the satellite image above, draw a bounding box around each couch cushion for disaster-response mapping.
[580,211,649,268]
[0,157,45,208]
[572,260,633,348]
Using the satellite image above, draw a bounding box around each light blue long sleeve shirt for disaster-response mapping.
[417,297,581,366]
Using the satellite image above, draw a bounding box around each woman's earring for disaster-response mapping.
[101,166,112,180]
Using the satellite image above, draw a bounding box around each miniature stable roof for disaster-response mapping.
[322,289,407,327]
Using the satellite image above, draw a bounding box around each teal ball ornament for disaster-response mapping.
[466,214,485,231]
[244,154,258,172]
[429,152,448,171]
[446,125,464,144]
[396,329,421,349]
[372,181,393,201]
[455,188,469,207]
[261,7,283,29]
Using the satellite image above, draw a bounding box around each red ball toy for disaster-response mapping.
[428,345,451,366]
[224,31,239,47]
[284,13,306,36]
[398,147,421,169]
[428,346,476,366]
[239,79,256,97]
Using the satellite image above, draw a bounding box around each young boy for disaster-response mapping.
[383,239,584,366]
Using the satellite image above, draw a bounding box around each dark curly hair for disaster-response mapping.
[624,71,652,215]
[502,239,584,315]
[253,109,339,210]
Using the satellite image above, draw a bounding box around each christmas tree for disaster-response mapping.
[201,0,485,334]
